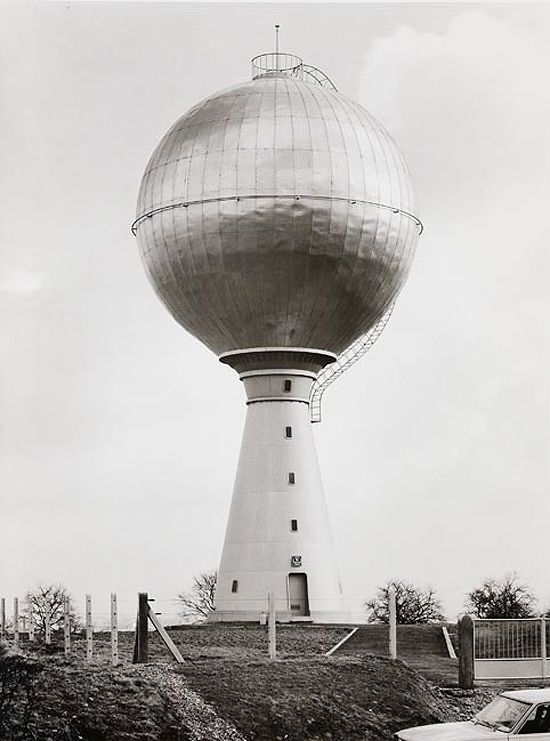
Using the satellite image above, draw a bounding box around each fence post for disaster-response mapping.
[1,598,5,639]
[458,614,474,689]
[45,607,51,645]
[13,598,19,646]
[63,596,71,655]
[85,595,93,662]
[389,586,397,660]
[111,593,119,667]
[28,598,35,642]
[268,592,276,660]
[133,592,149,664]
[541,617,547,680]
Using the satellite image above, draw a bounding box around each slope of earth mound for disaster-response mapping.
[0,646,243,741]
[2,627,494,741]
[177,653,460,741]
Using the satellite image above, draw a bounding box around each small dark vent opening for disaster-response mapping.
[231,580,238,593]
[284,379,292,392]
[285,426,292,438]
[291,519,298,532]
[288,472,296,485]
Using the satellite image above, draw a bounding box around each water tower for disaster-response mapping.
[132,49,422,623]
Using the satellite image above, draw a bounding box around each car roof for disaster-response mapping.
[501,689,550,703]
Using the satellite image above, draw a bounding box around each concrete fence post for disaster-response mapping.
[13,598,19,646]
[45,607,51,645]
[63,596,71,655]
[28,598,35,642]
[389,586,397,660]
[1,598,6,639]
[111,593,119,667]
[85,595,93,662]
[268,592,276,660]
[541,617,547,680]
[458,614,475,689]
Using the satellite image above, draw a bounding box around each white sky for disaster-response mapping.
[1,1,549,626]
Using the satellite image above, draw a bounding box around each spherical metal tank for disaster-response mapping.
[134,70,421,356]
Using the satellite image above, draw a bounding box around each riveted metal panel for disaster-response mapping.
[135,75,420,356]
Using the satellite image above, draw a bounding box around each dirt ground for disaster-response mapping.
[1,625,497,741]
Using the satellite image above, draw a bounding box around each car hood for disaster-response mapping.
[398,721,507,741]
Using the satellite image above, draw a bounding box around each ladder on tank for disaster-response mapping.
[309,304,395,424]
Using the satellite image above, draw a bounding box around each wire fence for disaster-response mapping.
[1,593,373,637]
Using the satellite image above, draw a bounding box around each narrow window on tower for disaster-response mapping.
[231,580,238,593]
[283,379,292,392]
[285,426,292,438]
[288,472,295,485]
[290,519,298,532]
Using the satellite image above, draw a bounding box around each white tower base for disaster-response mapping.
[209,348,352,624]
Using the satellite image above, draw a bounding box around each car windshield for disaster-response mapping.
[474,696,530,731]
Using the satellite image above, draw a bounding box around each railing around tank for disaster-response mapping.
[251,52,303,79]
[251,52,338,91]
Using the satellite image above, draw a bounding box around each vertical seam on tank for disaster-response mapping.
[320,90,359,348]
[234,85,261,346]
[259,79,276,337]
[235,84,263,346]
[291,81,319,347]
[348,104,382,303]
[238,87,262,347]
[189,107,232,347]
[157,131,179,316]
[165,130,189,329]
[281,79,293,346]
[364,118,404,316]
[222,87,251,348]
[322,96,365,344]
[254,81,269,347]
[381,133,418,281]
[289,80,313,346]
[347,107,391,338]
[303,85,350,348]
[148,132,172,211]
[332,95,377,348]
[298,82,335,348]
[216,114,237,346]
[220,108,244,347]
[376,123,413,299]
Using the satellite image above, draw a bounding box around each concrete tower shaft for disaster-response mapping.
[213,349,347,622]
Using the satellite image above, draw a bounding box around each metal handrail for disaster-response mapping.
[309,305,395,423]
[300,64,338,91]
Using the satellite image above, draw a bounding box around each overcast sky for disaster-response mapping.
[1,1,548,626]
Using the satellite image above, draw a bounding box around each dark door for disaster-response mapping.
[289,573,310,616]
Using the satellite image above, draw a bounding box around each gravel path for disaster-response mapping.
[132,663,248,741]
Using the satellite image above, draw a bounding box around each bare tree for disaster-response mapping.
[465,573,537,619]
[25,585,81,636]
[177,570,217,622]
[365,579,445,624]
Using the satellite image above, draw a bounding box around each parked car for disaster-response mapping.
[396,689,550,741]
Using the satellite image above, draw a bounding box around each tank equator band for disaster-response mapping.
[131,194,423,236]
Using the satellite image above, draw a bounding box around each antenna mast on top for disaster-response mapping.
[275,24,280,69]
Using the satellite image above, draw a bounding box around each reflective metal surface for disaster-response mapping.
[135,74,421,357]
